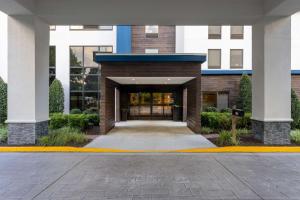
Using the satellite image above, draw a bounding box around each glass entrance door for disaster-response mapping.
[128,92,174,120]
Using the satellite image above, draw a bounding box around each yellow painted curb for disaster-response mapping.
[0,146,300,153]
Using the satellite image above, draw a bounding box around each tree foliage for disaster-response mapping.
[237,74,252,112]
[0,77,7,124]
[291,89,300,129]
[49,79,64,113]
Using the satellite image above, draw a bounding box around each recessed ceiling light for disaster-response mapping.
[167,78,171,81]
[132,78,135,81]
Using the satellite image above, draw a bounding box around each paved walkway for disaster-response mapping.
[1,153,300,200]
[86,120,215,150]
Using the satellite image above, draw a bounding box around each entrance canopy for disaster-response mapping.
[96,54,204,134]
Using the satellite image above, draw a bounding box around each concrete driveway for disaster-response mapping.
[1,153,300,200]
[86,120,215,150]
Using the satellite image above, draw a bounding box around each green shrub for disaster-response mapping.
[237,74,252,112]
[68,114,89,130]
[201,127,213,135]
[49,113,68,129]
[0,125,7,144]
[49,79,64,113]
[38,127,88,146]
[50,113,97,130]
[203,106,218,112]
[70,108,82,114]
[237,113,252,129]
[237,128,251,137]
[220,108,232,113]
[291,130,300,145]
[201,112,251,130]
[85,114,100,126]
[0,77,7,124]
[201,112,231,130]
[291,89,300,129]
[83,108,98,114]
[217,131,237,146]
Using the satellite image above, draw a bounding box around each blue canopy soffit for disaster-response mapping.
[93,53,207,63]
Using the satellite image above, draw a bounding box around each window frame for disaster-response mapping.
[208,49,222,69]
[49,46,56,85]
[230,26,244,39]
[230,49,244,69]
[69,45,112,111]
[145,48,159,54]
[69,25,113,31]
[145,25,159,38]
[208,26,222,39]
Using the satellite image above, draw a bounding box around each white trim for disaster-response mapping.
[251,117,293,122]
[5,119,50,124]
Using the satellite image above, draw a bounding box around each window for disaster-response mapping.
[69,46,112,111]
[202,92,229,110]
[49,26,56,31]
[208,49,221,69]
[145,25,159,38]
[49,46,56,85]
[208,26,221,39]
[202,92,217,108]
[230,49,243,69]
[99,46,113,53]
[145,48,159,54]
[70,25,113,30]
[231,26,244,39]
[99,26,113,30]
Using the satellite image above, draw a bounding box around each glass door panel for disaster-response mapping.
[140,92,151,105]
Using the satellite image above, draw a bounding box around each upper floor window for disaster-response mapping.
[69,25,113,31]
[208,49,221,69]
[145,48,159,54]
[231,26,244,39]
[145,25,159,38]
[230,49,243,68]
[49,26,56,31]
[208,26,221,39]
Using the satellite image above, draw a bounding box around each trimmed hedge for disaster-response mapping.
[201,112,251,130]
[50,113,99,130]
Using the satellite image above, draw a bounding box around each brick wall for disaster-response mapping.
[202,74,300,108]
[131,26,175,53]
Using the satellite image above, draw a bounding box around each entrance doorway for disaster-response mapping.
[128,92,174,120]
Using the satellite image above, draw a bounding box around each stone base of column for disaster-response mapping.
[252,119,291,145]
[8,120,48,145]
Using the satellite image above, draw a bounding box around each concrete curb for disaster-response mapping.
[0,146,300,153]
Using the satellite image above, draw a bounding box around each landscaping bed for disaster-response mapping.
[0,113,100,147]
[201,111,300,147]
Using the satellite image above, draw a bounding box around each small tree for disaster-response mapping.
[237,74,252,112]
[291,89,300,129]
[0,77,7,124]
[49,79,64,113]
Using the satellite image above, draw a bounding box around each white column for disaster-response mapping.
[7,15,49,145]
[252,16,292,144]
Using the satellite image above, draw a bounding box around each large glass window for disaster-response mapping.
[49,46,56,85]
[208,26,222,39]
[69,46,113,111]
[208,49,221,69]
[230,49,243,69]
[128,92,174,118]
[231,26,244,39]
